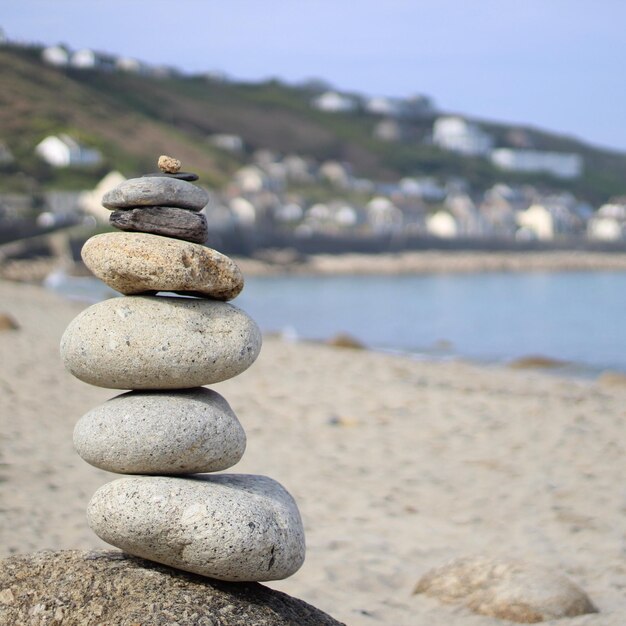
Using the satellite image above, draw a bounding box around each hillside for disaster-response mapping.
[1,44,625,204]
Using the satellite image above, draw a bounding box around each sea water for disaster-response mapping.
[48,271,626,373]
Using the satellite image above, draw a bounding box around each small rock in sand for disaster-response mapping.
[413,555,597,623]
[325,333,366,350]
[508,355,569,370]
[0,313,19,331]
[597,370,626,388]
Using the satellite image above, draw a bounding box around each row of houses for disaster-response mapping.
[40,44,178,78]
[311,90,436,118]
[311,88,584,181]
[431,117,584,179]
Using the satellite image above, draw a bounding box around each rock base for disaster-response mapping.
[0,550,344,626]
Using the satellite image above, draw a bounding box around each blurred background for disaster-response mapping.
[1,0,625,373]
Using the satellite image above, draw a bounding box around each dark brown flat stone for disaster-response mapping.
[110,206,209,244]
[142,171,199,181]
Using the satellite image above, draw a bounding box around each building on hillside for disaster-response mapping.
[587,202,626,241]
[516,204,554,240]
[319,161,352,189]
[229,197,256,227]
[399,177,445,201]
[399,94,436,118]
[208,134,244,153]
[233,165,267,194]
[373,118,403,142]
[432,116,493,156]
[282,155,315,183]
[42,45,69,67]
[0,142,14,165]
[115,56,145,73]
[445,193,485,237]
[366,197,403,233]
[35,134,102,168]
[426,210,458,238]
[364,97,401,116]
[491,148,583,179]
[70,49,116,71]
[311,91,357,113]
[79,171,126,223]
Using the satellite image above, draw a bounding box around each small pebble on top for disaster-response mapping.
[158,155,182,174]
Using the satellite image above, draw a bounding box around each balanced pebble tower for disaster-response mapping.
[60,156,305,582]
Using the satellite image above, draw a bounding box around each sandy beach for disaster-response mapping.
[1,280,625,625]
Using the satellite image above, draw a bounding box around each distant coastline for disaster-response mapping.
[234,249,626,276]
[2,250,626,284]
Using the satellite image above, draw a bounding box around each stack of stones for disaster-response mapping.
[60,156,305,582]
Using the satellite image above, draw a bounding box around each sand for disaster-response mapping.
[1,279,625,625]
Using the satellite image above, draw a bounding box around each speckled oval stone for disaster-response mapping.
[60,295,261,389]
[87,475,306,582]
[82,233,243,301]
[103,177,209,211]
[73,388,246,474]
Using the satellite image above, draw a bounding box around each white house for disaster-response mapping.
[400,94,436,118]
[311,91,357,113]
[42,46,69,67]
[491,149,583,179]
[366,197,403,232]
[365,97,401,116]
[373,119,403,142]
[0,142,14,164]
[70,49,96,69]
[587,203,626,241]
[115,56,145,73]
[588,216,623,241]
[233,165,267,193]
[433,116,493,156]
[209,134,244,153]
[516,204,554,240]
[79,171,126,223]
[229,197,256,226]
[426,210,458,238]
[35,134,102,168]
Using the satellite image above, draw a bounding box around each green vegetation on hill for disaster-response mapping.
[1,44,625,204]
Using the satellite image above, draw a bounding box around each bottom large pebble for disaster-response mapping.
[87,474,306,582]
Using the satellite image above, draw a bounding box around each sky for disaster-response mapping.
[4,0,626,152]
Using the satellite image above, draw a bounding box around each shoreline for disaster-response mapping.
[235,249,626,276]
[2,249,626,284]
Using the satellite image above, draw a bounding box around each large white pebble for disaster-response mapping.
[87,475,306,582]
[60,295,261,389]
[73,388,246,474]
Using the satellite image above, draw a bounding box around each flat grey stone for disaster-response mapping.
[60,295,261,389]
[142,171,199,181]
[73,388,246,474]
[0,550,343,626]
[110,206,208,244]
[87,475,306,582]
[414,555,597,622]
[103,177,209,211]
[82,232,243,300]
